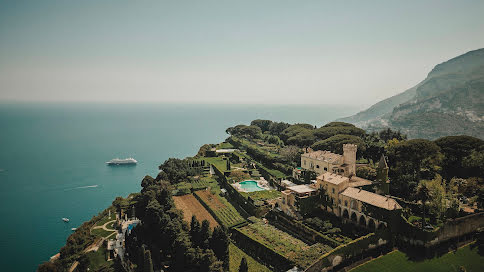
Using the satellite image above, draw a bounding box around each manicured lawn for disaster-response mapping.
[203,157,228,172]
[351,243,484,272]
[86,245,112,270]
[229,243,271,272]
[95,210,115,227]
[240,190,281,201]
[238,220,333,268]
[91,228,115,238]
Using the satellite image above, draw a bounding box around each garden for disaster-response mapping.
[229,243,271,272]
[195,190,246,228]
[237,218,333,268]
[350,243,484,272]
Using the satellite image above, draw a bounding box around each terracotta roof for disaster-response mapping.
[288,184,317,194]
[349,176,373,187]
[341,187,402,210]
[302,150,342,163]
[318,172,349,185]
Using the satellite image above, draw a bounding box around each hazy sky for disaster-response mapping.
[1,1,483,106]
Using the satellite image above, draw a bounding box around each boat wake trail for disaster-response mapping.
[65,185,99,191]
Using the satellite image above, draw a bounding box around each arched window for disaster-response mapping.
[344,200,348,207]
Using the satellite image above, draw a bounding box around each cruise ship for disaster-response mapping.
[106,157,137,165]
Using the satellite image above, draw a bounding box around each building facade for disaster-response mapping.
[281,145,401,229]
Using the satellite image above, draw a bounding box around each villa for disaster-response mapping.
[280,144,401,229]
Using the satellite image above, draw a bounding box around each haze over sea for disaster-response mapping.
[0,103,361,271]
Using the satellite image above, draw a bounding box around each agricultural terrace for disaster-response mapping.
[240,190,281,201]
[195,190,245,228]
[217,142,235,149]
[173,194,219,228]
[237,219,333,268]
[229,243,270,272]
[202,156,229,172]
[350,243,484,272]
[174,175,219,194]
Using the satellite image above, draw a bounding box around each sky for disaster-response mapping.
[0,0,483,106]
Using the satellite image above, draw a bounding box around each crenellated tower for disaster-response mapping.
[343,144,357,176]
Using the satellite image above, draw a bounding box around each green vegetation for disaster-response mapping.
[195,190,246,228]
[351,244,484,272]
[229,243,270,272]
[203,156,229,172]
[85,246,112,271]
[238,220,333,268]
[240,190,281,201]
[91,228,115,238]
[218,142,235,149]
[94,210,115,227]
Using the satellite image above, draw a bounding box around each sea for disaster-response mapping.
[0,103,362,271]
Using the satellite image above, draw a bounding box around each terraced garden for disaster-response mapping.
[350,243,484,272]
[229,243,270,272]
[192,176,219,190]
[195,190,246,228]
[237,219,333,268]
[240,190,281,201]
[173,194,219,228]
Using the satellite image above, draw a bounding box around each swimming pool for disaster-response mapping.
[239,180,265,192]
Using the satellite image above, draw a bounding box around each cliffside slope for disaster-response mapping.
[338,48,484,139]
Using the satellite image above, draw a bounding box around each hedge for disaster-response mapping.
[267,210,341,248]
[305,231,390,272]
[230,227,294,272]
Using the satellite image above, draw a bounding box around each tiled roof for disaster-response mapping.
[318,172,349,185]
[302,150,342,163]
[288,184,317,194]
[341,187,402,210]
[349,176,373,187]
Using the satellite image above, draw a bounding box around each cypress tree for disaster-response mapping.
[143,249,154,272]
[190,215,201,246]
[200,220,211,248]
[238,257,248,272]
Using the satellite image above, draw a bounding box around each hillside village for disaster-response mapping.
[41,120,484,272]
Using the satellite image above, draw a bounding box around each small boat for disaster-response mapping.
[62,218,70,222]
[106,157,137,165]
[71,228,77,231]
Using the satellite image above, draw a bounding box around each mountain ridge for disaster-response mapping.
[338,48,484,139]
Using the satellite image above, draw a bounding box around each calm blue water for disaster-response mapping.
[0,103,361,271]
[239,180,265,192]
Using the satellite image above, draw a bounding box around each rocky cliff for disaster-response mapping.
[338,48,484,139]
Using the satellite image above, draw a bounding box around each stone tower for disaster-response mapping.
[376,154,390,195]
[343,144,357,176]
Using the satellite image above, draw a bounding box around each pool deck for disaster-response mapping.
[232,178,272,192]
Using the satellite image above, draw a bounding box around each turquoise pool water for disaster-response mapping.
[239,180,265,192]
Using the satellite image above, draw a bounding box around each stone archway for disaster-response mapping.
[368,219,376,230]
[343,209,349,219]
[378,222,386,230]
[350,200,357,210]
[351,212,357,222]
[359,215,366,226]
